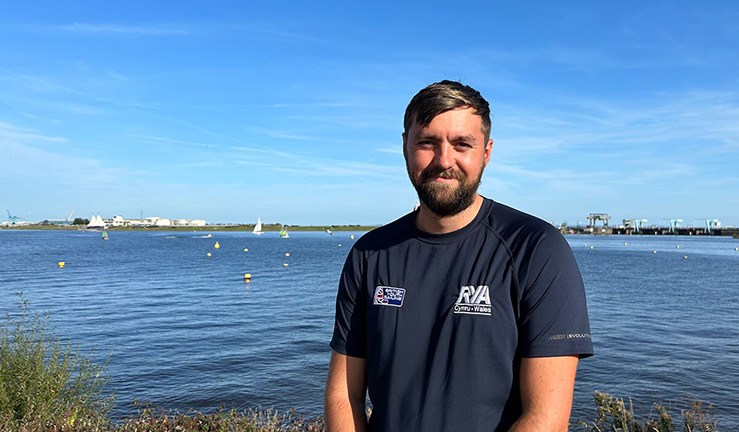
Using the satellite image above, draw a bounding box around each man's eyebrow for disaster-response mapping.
[413,133,478,142]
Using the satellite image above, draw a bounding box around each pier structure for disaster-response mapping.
[561,214,738,237]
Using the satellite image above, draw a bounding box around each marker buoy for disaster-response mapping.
[283,263,289,267]
[285,253,290,257]
[676,245,680,249]
[350,235,355,240]
[624,242,628,246]
[214,242,220,249]
[244,273,252,281]
[734,247,738,251]
[338,244,342,247]
[653,250,657,254]
[589,246,594,250]
[683,256,688,259]
[58,261,65,268]
[244,248,248,252]
[207,253,212,257]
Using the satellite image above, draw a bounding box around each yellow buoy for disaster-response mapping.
[283,263,289,267]
[58,261,65,268]
[653,250,657,254]
[624,242,628,246]
[285,253,290,257]
[244,273,252,281]
[207,253,212,257]
[589,246,594,250]
[214,242,220,249]
[350,235,355,240]
[734,247,738,251]
[683,256,688,259]
[244,248,248,252]
[676,245,680,249]
[338,244,342,247]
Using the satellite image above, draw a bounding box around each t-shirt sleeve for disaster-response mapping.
[517,230,593,358]
[329,246,367,358]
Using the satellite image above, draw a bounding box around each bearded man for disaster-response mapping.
[325,80,593,432]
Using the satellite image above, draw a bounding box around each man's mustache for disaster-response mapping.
[420,167,465,183]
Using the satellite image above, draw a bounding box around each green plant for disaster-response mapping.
[0,293,113,429]
[574,391,718,432]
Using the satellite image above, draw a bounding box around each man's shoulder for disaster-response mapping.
[352,211,416,253]
[484,199,565,251]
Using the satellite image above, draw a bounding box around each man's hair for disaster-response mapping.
[404,80,491,141]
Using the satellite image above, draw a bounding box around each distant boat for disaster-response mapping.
[326,229,333,235]
[279,225,289,239]
[253,218,263,235]
[102,230,109,240]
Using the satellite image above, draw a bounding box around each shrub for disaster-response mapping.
[574,390,718,432]
[0,293,113,430]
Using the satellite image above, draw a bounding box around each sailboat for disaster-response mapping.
[252,218,263,235]
[102,230,109,240]
[279,225,289,239]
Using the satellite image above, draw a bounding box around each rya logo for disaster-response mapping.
[374,286,405,307]
[454,285,492,316]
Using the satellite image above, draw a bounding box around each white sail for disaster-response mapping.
[87,215,105,229]
[253,217,263,235]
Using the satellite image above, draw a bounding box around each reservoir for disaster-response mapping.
[1,230,737,428]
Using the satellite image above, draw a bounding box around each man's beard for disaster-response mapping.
[409,164,483,217]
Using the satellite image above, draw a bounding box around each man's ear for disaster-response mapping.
[402,132,408,163]
[484,138,493,167]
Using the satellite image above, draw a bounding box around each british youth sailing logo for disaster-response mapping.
[454,285,492,316]
[373,286,405,307]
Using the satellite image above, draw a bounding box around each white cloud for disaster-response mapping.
[58,23,189,36]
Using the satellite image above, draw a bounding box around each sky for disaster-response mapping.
[1,1,738,226]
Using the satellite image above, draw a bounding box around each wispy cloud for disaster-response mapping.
[58,23,189,36]
[0,121,67,143]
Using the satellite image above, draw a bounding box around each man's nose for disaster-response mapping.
[434,142,454,169]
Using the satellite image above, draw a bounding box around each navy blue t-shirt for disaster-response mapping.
[330,198,593,432]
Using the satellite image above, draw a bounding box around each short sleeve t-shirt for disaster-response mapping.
[330,198,593,432]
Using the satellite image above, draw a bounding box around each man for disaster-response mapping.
[325,80,593,432]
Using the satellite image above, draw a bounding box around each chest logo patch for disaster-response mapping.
[373,286,405,307]
[454,285,492,316]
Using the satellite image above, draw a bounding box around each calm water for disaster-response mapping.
[1,230,738,427]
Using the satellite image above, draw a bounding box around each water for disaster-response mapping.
[1,230,738,428]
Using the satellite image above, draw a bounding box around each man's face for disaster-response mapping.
[403,107,492,217]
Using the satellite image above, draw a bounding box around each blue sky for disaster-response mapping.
[2,1,738,226]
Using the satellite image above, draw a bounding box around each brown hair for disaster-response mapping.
[404,80,491,141]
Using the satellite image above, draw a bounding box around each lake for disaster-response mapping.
[1,230,737,428]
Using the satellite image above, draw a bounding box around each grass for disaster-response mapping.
[1,296,723,431]
[0,294,113,430]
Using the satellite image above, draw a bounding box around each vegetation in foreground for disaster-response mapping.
[1,296,721,431]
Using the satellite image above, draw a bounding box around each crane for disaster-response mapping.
[66,209,75,222]
[6,209,23,224]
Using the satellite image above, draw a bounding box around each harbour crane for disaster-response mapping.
[6,209,23,224]
[669,219,683,234]
[66,209,75,222]
[634,219,648,234]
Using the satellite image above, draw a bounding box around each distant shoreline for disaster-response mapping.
[0,224,379,232]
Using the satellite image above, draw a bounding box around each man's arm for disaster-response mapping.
[508,355,579,432]
[324,350,368,432]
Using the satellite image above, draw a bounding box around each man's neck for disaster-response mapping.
[414,194,484,235]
